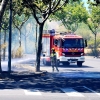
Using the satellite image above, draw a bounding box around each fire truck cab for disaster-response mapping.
[42,30,87,67]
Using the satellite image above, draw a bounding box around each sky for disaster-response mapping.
[82,0,89,10]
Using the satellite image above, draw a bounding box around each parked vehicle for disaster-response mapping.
[42,29,87,67]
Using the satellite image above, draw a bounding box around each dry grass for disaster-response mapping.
[85,48,91,53]
[85,48,100,53]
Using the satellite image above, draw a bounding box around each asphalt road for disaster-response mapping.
[40,56,100,78]
[1,56,100,100]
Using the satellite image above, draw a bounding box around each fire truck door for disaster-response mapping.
[42,37,50,56]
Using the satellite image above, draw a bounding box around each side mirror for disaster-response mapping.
[85,39,87,47]
[54,40,58,47]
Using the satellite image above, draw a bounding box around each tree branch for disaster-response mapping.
[23,0,42,24]
[51,0,67,13]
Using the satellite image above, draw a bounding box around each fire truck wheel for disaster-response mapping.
[77,62,82,67]
[63,62,70,66]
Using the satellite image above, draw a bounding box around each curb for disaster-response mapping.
[85,56,100,58]
[0,70,48,79]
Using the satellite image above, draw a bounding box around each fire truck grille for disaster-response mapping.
[63,52,83,57]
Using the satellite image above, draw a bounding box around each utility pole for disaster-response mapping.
[8,0,12,73]
[0,26,2,72]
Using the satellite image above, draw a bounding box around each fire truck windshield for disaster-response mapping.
[62,38,84,48]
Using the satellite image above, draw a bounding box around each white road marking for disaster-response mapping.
[24,89,42,95]
[83,86,100,96]
[61,88,85,97]
[0,89,24,95]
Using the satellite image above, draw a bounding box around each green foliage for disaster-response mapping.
[76,23,92,40]
[86,4,100,57]
[13,14,29,29]
[50,2,89,32]
[1,10,9,30]
[91,6,100,24]
[42,0,50,5]
[0,0,9,24]
[21,0,74,24]
[12,0,30,16]
[87,3,100,34]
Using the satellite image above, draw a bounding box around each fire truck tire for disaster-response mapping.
[77,62,82,67]
[63,62,70,66]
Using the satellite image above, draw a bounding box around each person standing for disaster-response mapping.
[50,48,59,72]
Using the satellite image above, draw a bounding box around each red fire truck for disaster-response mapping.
[42,30,87,67]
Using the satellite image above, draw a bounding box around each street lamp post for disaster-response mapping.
[8,0,12,73]
[0,27,1,71]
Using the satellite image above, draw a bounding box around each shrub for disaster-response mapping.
[15,47,23,58]
[12,47,23,58]
[0,43,7,50]
[88,49,100,57]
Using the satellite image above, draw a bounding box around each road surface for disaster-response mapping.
[1,56,100,100]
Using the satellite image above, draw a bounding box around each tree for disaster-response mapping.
[11,0,30,49]
[21,0,80,72]
[51,2,88,32]
[0,0,9,72]
[13,14,29,49]
[87,2,100,57]
[22,19,33,54]
[0,0,31,72]
[1,10,9,61]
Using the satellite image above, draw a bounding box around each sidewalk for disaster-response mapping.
[0,54,47,79]
[0,70,47,80]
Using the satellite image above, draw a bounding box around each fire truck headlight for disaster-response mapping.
[62,53,65,56]
[81,53,84,56]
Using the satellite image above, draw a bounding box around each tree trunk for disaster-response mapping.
[3,30,7,61]
[19,30,21,47]
[94,34,97,57]
[35,23,44,72]
[25,35,27,53]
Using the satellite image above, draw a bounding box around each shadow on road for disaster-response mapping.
[42,63,93,69]
[0,71,100,93]
[58,64,93,68]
